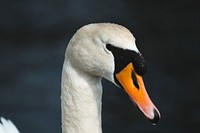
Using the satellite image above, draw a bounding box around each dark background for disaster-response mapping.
[0,0,200,133]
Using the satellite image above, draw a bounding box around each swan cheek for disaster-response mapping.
[115,63,160,124]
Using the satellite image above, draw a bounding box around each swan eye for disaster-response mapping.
[106,44,112,51]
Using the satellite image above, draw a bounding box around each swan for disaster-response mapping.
[0,23,160,133]
[61,23,160,133]
[0,117,19,133]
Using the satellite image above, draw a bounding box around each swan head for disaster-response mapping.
[66,23,160,124]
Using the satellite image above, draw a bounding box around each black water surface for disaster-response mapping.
[0,0,200,133]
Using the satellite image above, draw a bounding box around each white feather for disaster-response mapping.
[0,117,20,133]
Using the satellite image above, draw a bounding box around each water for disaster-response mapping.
[0,0,200,133]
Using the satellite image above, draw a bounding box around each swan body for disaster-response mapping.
[0,117,19,133]
[1,23,160,133]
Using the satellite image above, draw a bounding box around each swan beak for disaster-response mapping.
[115,63,160,124]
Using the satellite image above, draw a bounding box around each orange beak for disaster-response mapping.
[115,63,160,124]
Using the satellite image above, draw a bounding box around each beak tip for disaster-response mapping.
[149,108,160,124]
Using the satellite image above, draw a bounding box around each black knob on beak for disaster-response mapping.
[132,53,147,76]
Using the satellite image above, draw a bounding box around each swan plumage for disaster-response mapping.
[1,23,160,133]
[0,117,19,133]
[61,23,160,133]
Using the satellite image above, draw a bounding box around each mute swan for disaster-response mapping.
[0,117,19,133]
[61,23,160,133]
[0,23,160,133]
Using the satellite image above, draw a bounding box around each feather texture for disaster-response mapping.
[0,117,20,133]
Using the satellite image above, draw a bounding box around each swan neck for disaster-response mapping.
[61,60,103,133]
